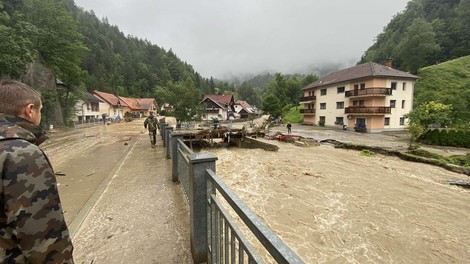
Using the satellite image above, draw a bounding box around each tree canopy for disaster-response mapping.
[360,0,470,73]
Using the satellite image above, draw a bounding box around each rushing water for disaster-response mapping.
[208,140,470,264]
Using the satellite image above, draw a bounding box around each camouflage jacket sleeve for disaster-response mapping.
[1,139,74,263]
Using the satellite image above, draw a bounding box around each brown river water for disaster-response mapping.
[208,132,469,264]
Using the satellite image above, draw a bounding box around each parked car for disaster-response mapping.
[107,114,121,122]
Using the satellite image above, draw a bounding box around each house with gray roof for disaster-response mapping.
[74,92,103,124]
[301,60,419,132]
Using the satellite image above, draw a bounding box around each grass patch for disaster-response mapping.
[407,149,470,167]
[360,149,375,157]
[283,104,304,123]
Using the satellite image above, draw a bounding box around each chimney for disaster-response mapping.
[385,58,393,68]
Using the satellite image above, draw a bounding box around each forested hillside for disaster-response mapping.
[360,0,470,73]
[414,56,470,123]
[1,0,469,125]
[0,0,214,98]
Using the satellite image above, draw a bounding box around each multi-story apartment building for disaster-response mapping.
[301,61,419,132]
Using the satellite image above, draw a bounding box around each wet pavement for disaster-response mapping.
[70,131,193,263]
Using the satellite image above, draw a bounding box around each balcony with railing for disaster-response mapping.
[345,88,391,98]
[345,106,391,115]
[205,108,219,113]
[300,108,315,114]
[299,95,316,102]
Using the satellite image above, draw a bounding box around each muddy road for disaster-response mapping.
[42,120,145,227]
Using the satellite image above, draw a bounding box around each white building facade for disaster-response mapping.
[301,62,419,132]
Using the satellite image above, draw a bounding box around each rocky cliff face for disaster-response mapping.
[22,61,65,126]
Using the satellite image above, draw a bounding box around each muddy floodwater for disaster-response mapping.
[42,119,469,263]
[210,137,469,263]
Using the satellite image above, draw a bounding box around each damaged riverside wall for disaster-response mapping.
[334,143,470,176]
[230,137,279,151]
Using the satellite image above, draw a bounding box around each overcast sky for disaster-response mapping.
[73,0,410,79]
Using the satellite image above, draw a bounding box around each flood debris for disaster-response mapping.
[448,180,470,188]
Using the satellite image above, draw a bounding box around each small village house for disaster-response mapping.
[93,90,126,117]
[74,92,103,124]
[201,94,235,121]
[300,60,419,132]
[234,100,254,119]
[160,103,174,113]
[92,90,158,118]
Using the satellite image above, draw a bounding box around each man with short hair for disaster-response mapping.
[0,79,74,263]
[144,111,159,148]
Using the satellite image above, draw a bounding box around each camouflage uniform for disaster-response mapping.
[144,115,159,147]
[0,114,74,263]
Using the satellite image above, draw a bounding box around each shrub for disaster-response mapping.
[360,149,375,157]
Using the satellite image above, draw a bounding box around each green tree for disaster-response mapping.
[405,101,452,147]
[238,82,261,107]
[407,101,452,128]
[156,79,204,122]
[397,17,440,73]
[0,2,36,78]
[261,93,282,118]
[23,0,88,86]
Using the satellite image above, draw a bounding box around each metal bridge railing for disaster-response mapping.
[161,123,304,264]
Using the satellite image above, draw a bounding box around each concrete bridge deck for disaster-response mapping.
[70,133,193,263]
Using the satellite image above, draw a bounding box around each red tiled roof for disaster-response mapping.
[304,62,419,90]
[93,90,120,106]
[236,100,252,110]
[93,90,156,111]
[202,94,234,105]
[136,98,156,110]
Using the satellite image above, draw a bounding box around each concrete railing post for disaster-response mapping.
[171,134,183,182]
[161,123,168,141]
[165,127,173,159]
[189,153,217,264]
[158,118,165,138]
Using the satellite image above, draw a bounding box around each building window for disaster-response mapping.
[402,100,405,109]
[402,82,406,91]
[309,91,314,96]
[384,117,390,126]
[353,100,364,106]
[337,86,345,93]
[390,100,396,108]
[335,117,344,125]
[391,82,397,90]
[354,84,359,90]
[320,103,326,109]
[321,89,327,96]
[399,117,405,125]
[360,83,365,90]
[319,116,326,123]
[336,102,344,109]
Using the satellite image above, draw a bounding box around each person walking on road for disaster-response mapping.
[0,79,74,263]
[102,113,107,125]
[287,123,292,134]
[144,111,159,148]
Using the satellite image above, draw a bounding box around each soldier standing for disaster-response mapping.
[287,123,292,134]
[0,79,74,263]
[144,111,159,148]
